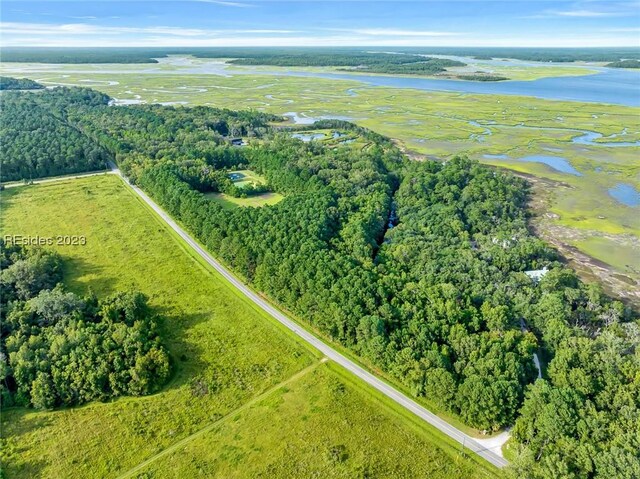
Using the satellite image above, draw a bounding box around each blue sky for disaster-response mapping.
[1,1,639,47]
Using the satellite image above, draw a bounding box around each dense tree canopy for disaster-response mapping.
[2,47,638,65]
[0,87,111,181]
[227,53,465,75]
[2,87,638,476]
[0,241,171,409]
[0,77,44,90]
[606,59,640,69]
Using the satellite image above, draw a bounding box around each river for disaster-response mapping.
[274,67,640,107]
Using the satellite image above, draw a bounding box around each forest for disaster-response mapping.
[1,86,638,478]
[456,74,508,82]
[0,86,112,182]
[0,48,162,64]
[228,53,466,75]
[2,46,639,64]
[0,241,171,409]
[0,77,44,90]
[606,59,640,68]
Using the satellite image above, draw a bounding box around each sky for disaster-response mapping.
[1,0,639,48]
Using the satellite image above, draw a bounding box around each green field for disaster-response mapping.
[1,57,637,296]
[228,169,265,188]
[0,175,498,478]
[227,58,600,81]
[206,169,285,208]
[206,191,284,209]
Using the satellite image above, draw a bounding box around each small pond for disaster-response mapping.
[608,183,640,207]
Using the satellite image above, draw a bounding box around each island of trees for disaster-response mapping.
[606,59,640,69]
[226,52,467,76]
[1,86,638,478]
[0,242,171,409]
[0,77,45,90]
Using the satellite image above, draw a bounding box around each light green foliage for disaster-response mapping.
[0,176,498,478]
[140,364,498,478]
[0,177,315,477]
[2,58,636,277]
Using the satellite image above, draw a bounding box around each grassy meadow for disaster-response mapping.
[0,175,499,478]
[205,191,284,209]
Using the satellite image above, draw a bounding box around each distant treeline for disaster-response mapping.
[606,59,640,69]
[2,87,639,477]
[3,46,638,64]
[0,77,44,90]
[394,47,640,63]
[227,53,465,75]
[1,48,162,64]
[456,74,508,82]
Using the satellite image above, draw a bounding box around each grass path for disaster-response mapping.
[1,175,499,478]
[116,359,327,479]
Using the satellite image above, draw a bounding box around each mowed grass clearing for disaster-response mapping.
[138,362,497,478]
[205,191,284,209]
[228,169,265,188]
[0,175,499,479]
[206,169,284,209]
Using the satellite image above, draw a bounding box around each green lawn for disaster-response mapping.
[137,362,497,478]
[0,176,499,478]
[205,191,284,209]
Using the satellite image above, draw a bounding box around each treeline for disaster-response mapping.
[0,77,44,90]
[0,242,171,409]
[394,47,640,63]
[0,48,162,64]
[457,74,508,82]
[0,87,111,182]
[229,53,465,75]
[2,47,638,65]
[67,101,280,188]
[4,86,638,476]
[606,59,640,69]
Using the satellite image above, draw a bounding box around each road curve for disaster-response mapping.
[114,167,508,469]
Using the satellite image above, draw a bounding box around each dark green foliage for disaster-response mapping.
[507,277,639,478]
[457,74,508,81]
[1,47,638,65]
[0,48,162,64]
[69,102,280,186]
[606,59,640,69]
[229,52,465,75]
[4,86,637,475]
[0,88,111,181]
[0,77,44,90]
[0,242,171,409]
[0,245,63,302]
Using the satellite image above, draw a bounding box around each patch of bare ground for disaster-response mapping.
[392,139,440,162]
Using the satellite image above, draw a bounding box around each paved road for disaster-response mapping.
[112,167,509,469]
[7,167,508,468]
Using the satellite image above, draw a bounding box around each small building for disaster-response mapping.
[524,267,549,282]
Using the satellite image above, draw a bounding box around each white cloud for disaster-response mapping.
[1,21,637,48]
[0,22,300,39]
[553,9,621,17]
[346,28,463,37]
